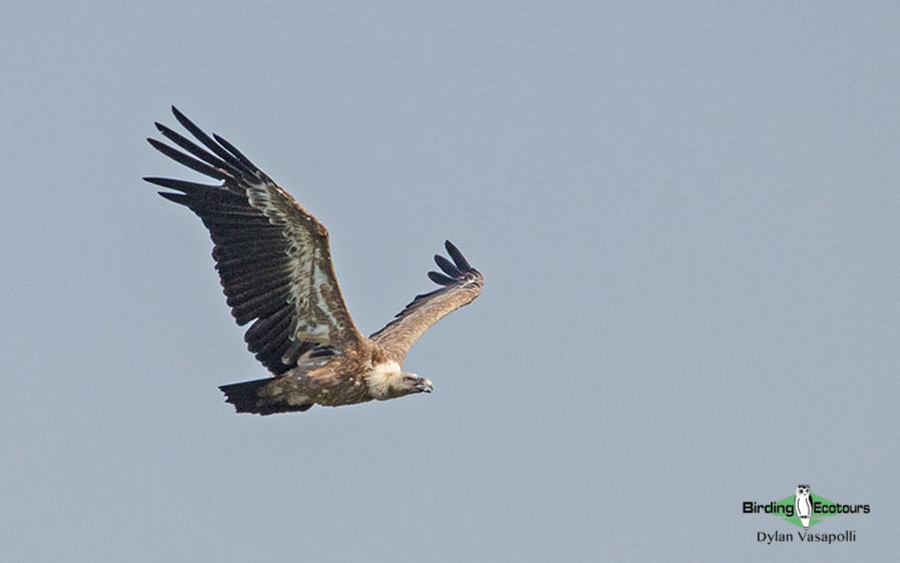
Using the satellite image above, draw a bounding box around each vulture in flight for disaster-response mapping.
[145,107,483,415]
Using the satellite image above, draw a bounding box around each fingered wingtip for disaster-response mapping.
[443,240,473,272]
[434,254,462,278]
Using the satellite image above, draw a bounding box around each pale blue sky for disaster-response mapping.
[2,2,898,561]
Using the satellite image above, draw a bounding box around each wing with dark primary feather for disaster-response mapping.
[145,106,363,375]
[371,240,483,362]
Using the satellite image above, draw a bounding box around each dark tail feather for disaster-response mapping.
[219,379,314,415]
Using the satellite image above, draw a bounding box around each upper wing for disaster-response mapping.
[145,106,363,374]
[371,241,483,362]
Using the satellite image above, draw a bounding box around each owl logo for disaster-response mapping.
[795,484,812,529]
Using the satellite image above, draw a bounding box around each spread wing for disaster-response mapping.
[371,241,483,362]
[145,106,363,375]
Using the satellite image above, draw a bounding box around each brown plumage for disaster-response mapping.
[145,107,483,415]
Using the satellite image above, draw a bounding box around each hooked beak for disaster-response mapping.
[416,378,433,393]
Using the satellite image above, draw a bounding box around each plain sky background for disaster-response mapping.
[2,2,898,562]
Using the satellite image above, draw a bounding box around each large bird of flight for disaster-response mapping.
[145,107,483,415]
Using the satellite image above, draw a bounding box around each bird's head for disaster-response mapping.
[390,372,434,398]
[368,362,433,400]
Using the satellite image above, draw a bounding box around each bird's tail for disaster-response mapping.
[219,378,314,415]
